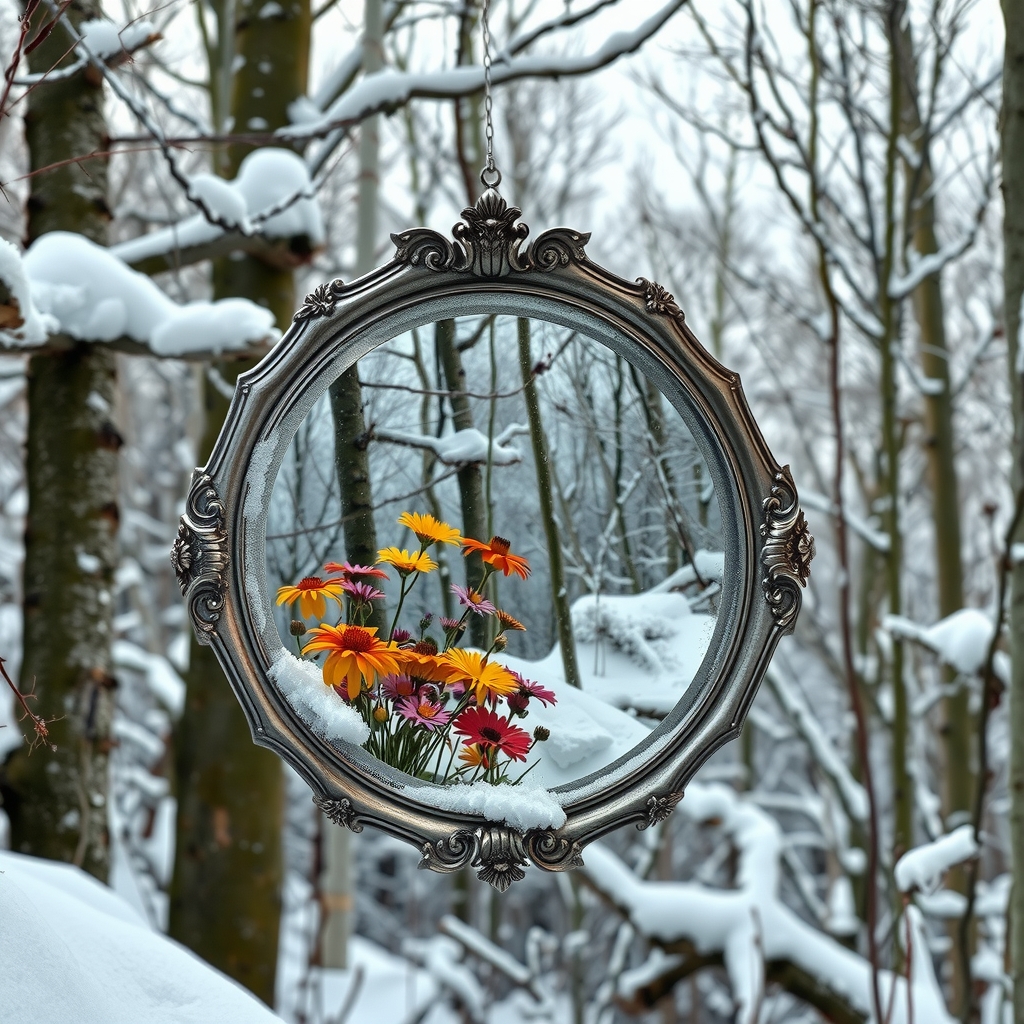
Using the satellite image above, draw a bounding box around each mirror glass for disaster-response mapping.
[265,315,723,792]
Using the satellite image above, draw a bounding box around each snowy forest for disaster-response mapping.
[0,0,1021,1021]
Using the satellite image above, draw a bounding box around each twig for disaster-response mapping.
[0,655,57,751]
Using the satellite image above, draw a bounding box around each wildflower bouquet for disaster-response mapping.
[277,512,555,785]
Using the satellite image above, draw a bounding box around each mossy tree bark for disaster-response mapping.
[168,0,310,1001]
[518,318,581,688]
[1001,2,1024,1020]
[1,0,117,881]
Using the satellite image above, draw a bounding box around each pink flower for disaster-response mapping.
[440,616,466,634]
[391,628,412,644]
[380,674,418,701]
[342,580,386,603]
[450,583,496,616]
[396,696,451,730]
[325,561,389,581]
[513,673,557,706]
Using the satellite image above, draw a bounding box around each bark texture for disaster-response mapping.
[2,0,117,881]
[168,0,310,999]
[1002,2,1024,1020]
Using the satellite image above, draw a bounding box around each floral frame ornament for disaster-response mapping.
[172,187,814,889]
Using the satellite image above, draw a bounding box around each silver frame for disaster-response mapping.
[172,188,814,890]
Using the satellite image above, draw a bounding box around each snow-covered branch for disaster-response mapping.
[372,424,528,466]
[894,826,979,895]
[579,783,955,1024]
[0,235,277,358]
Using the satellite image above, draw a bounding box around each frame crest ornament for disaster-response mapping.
[174,187,813,888]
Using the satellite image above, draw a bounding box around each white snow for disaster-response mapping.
[77,18,155,59]
[374,424,527,466]
[581,783,956,1024]
[112,149,324,266]
[412,777,566,830]
[649,549,726,591]
[1,233,277,356]
[894,825,979,894]
[0,850,285,1023]
[270,650,370,746]
[0,237,54,346]
[113,639,186,717]
[884,608,994,675]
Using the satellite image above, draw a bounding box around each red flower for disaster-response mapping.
[453,706,531,762]
[325,561,389,581]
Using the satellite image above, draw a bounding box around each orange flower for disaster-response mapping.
[276,576,345,619]
[461,536,530,579]
[458,743,491,770]
[397,511,461,547]
[302,624,404,701]
[377,547,438,575]
[442,649,519,704]
[495,609,526,632]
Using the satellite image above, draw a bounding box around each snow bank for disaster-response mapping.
[112,149,324,266]
[8,233,277,356]
[270,650,370,746]
[413,778,566,830]
[894,825,979,894]
[0,850,284,1023]
[884,608,994,675]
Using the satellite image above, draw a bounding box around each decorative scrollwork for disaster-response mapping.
[315,795,364,833]
[527,831,585,871]
[391,189,589,278]
[293,279,347,322]
[172,471,229,644]
[419,830,477,874]
[637,791,684,830]
[473,828,530,892]
[761,466,815,633]
[637,278,686,324]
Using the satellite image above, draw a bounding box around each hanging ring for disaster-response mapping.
[480,166,502,189]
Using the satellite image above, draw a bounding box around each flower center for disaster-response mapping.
[341,626,375,652]
[480,726,502,744]
[489,536,511,555]
[298,576,325,590]
[418,702,439,719]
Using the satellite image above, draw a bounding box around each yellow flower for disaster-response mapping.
[397,511,462,547]
[302,624,404,701]
[276,576,345,619]
[377,547,437,575]
[442,648,519,705]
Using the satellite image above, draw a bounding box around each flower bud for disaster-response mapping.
[373,706,388,723]
[533,726,550,742]
[419,612,434,630]
[289,620,307,636]
[491,634,508,650]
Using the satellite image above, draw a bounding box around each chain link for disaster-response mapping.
[480,0,500,188]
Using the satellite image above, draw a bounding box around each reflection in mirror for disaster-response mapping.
[266,316,723,794]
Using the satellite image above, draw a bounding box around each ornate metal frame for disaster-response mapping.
[173,188,814,890]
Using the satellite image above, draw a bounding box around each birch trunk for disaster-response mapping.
[1,0,117,881]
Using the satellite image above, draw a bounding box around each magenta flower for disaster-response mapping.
[450,583,496,616]
[513,672,557,706]
[391,628,412,644]
[440,616,466,633]
[380,674,418,701]
[325,561,389,581]
[396,696,451,730]
[342,580,386,603]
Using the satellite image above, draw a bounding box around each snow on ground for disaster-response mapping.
[0,850,286,1024]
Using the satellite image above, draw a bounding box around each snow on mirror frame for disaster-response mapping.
[171,188,815,891]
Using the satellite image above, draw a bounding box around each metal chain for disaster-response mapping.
[480,0,501,188]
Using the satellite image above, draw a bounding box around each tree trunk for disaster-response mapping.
[1001,3,1024,1021]
[2,0,117,881]
[518,318,581,688]
[437,319,489,647]
[169,0,310,1000]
